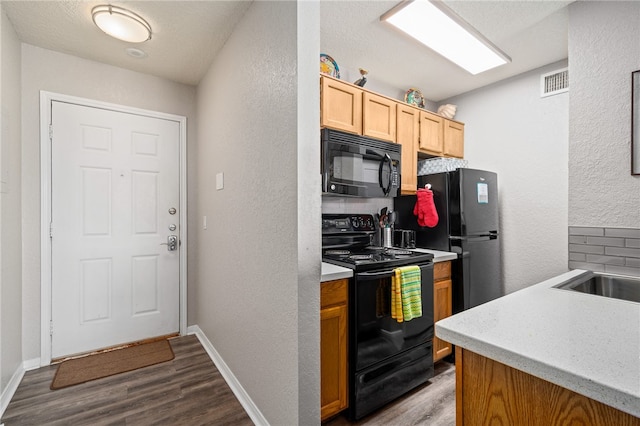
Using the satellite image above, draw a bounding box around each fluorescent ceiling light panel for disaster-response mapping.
[381,0,511,75]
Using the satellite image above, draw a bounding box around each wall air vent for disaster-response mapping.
[541,68,568,98]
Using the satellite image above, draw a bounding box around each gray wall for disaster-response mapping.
[297,1,322,422]
[444,61,569,294]
[194,1,319,423]
[568,1,640,228]
[20,44,197,362]
[1,6,23,392]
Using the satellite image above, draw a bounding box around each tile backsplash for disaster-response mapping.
[568,226,640,276]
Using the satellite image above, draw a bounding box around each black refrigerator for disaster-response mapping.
[394,168,502,313]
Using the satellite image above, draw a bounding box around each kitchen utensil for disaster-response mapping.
[389,211,396,225]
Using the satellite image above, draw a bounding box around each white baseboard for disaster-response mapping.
[187,325,268,426]
[1,358,41,419]
[23,358,41,371]
[1,361,26,418]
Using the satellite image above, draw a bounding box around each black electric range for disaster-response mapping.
[322,213,435,420]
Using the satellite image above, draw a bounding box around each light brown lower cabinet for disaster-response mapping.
[456,347,640,426]
[320,279,348,421]
[433,261,453,362]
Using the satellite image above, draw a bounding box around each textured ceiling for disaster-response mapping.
[2,0,572,99]
[2,0,252,86]
[321,0,573,101]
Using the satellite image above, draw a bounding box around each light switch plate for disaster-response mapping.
[216,172,224,190]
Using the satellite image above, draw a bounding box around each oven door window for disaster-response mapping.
[354,264,434,371]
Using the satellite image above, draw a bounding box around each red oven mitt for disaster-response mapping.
[413,188,439,228]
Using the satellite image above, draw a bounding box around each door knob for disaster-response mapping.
[160,235,178,251]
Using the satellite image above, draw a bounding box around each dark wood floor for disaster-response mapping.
[3,335,455,425]
[325,360,456,426]
[1,335,253,425]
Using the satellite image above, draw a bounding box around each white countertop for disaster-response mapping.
[321,262,353,282]
[410,248,457,263]
[436,269,640,417]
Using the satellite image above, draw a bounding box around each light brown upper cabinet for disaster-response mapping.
[321,76,362,135]
[418,110,444,156]
[396,104,420,194]
[443,119,464,158]
[320,74,465,171]
[363,92,396,143]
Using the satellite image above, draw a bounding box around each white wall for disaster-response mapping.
[444,61,570,294]
[1,6,23,392]
[568,1,640,227]
[20,44,197,362]
[194,1,319,423]
[297,1,322,422]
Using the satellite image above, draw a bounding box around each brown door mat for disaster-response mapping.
[51,339,175,390]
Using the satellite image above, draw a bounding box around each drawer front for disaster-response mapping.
[321,279,348,308]
[434,261,452,281]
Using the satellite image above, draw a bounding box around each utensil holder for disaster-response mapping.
[383,227,393,248]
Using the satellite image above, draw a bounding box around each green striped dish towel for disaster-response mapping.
[392,265,422,322]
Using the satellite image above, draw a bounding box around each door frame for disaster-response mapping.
[39,91,188,365]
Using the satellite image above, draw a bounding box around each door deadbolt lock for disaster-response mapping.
[168,207,177,215]
[161,235,178,251]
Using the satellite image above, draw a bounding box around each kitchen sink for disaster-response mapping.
[554,271,640,303]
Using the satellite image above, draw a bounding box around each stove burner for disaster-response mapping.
[325,249,351,256]
[385,248,413,256]
[349,254,373,260]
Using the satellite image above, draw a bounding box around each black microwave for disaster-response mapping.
[321,128,401,197]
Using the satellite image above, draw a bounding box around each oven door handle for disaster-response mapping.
[357,269,396,279]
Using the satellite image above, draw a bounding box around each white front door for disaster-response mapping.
[50,100,180,358]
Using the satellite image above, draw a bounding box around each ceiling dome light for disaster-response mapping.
[92,5,152,43]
